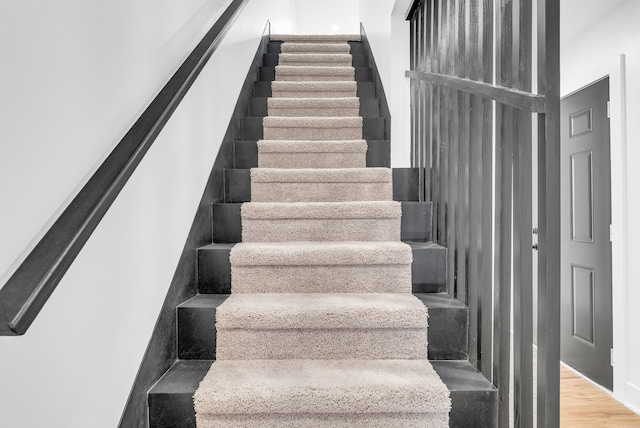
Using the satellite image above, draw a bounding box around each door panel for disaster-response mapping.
[560,77,613,390]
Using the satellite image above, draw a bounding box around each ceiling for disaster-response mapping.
[561,0,629,43]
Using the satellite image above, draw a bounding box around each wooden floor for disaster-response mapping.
[561,364,640,427]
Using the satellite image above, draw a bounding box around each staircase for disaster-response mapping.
[146,33,497,427]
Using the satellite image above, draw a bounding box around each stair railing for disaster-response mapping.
[0,0,249,336]
[405,0,560,427]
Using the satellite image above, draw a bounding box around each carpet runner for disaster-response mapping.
[193,33,451,427]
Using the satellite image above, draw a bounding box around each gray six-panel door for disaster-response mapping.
[560,77,613,390]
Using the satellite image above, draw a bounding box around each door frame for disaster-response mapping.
[561,55,628,404]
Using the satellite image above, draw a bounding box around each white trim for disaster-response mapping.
[561,55,628,404]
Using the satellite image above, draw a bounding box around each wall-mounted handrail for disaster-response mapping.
[0,0,249,336]
[406,0,560,427]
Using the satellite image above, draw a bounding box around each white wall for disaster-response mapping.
[561,0,639,412]
[359,0,412,167]
[286,0,360,34]
[0,1,296,427]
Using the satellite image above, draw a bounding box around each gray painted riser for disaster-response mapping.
[148,359,495,428]
[176,293,468,361]
[212,201,431,243]
[233,139,390,168]
[197,241,448,295]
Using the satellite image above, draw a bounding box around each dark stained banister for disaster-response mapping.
[0,0,249,336]
[405,0,560,427]
[404,69,546,112]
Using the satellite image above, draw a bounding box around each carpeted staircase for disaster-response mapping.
[146,32,497,428]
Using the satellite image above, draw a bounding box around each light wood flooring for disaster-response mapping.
[561,364,640,427]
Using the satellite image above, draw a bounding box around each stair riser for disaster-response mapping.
[263,126,363,141]
[241,116,384,140]
[242,218,400,242]
[263,53,369,67]
[266,41,366,55]
[197,243,446,294]
[212,202,430,243]
[216,329,428,360]
[253,81,376,98]
[267,107,359,117]
[232,264,411,293]
[249,97,380,117]
[148,393,195,428]
[448,390,498,428]
[251,181,392,203]
[258,152,366,168]
[259,66,373,82]
[233,139,389,168]
[224,167,421,203]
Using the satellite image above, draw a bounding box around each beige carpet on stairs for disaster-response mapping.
[241,200,402,242]
[271,81,357,98]
[194,33,450,427]
[280,42,351,53]
[257,139,367,168]
[275,65,355,81]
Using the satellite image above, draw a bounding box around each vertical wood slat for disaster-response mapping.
[438,0,450,254]
[423,0,432,203]
[479,0,494,381]
[466,0,481,370]
[410,17,416,168]
[494,0,513,427]
[537,0,561,426]
[435,0,446,247]
[513,0,534,426]
[451,0,463,303]
[416,4,424,189]
[494,104,514,428]
[445,0,458,297]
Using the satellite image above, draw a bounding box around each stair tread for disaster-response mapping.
[194,359,450,414]
[250,167,391,183]
[258,139,367,153]
[216,293,428,329]
[431,360,496,392]
[270,34,361,43]
[180,293,462,310]
[267,97,360,108]
[415,293,467,309]
[149,360,211,395]
[241,200,401,219]
[263,116,362,128]
[178,293,227,309]
[150,359,494,396]
[198,240,442,252]
[230,241,412,266]
[280,43,351,53]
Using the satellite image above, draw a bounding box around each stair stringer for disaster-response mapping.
[117,30,272,428]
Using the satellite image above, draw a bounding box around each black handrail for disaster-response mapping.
[0,0,249,336]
